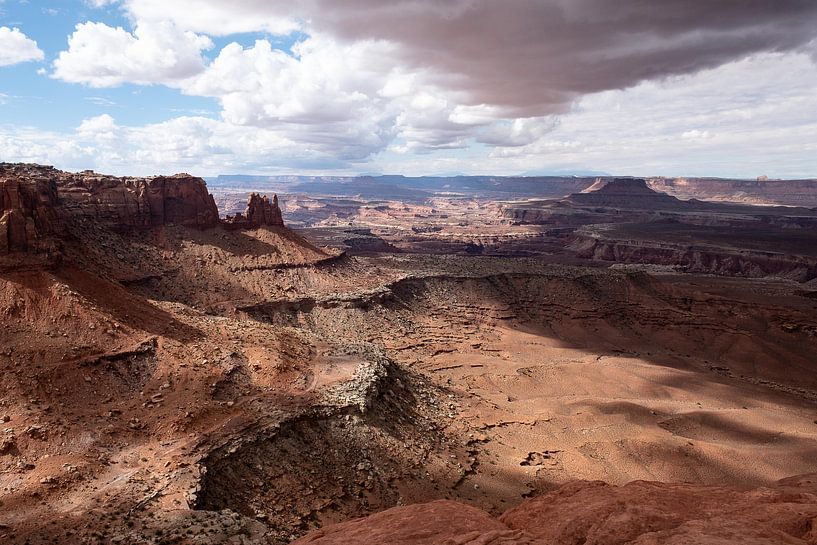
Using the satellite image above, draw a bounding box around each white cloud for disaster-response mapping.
[122,0,297,36]
[681,130,712,140]
[181,35,532,156]
[78,113,117,133]
[477,117,559,148]
[0,114,374,175]
[52,21,212,87]
[185,37,392,125]
[0,27,44,67]
[6,51,817,178]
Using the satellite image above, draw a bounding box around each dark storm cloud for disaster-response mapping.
[306,0,817,115]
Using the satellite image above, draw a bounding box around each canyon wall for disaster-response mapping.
[649,176,817,207]
[54,170,220,230]
[571,232,817,282]
[0,163,283,255]
[0,169,62,253]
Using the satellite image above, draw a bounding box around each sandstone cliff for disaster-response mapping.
[650,176,817,207]
[54,169,219,230]
[0,168,63,253]
[0,164,284,256]
[570,231,817,282]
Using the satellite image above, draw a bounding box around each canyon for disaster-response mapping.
[1,165,816,544]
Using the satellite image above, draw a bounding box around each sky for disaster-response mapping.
[1,0,817,178]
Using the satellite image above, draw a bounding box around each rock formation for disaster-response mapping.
[0,163,281,256]
[649,176,817,207]
[295,475,817,544]
[56,169,219,230]
[293,500,528,545]
[568,177,684,209]
[0,167,61,253]
[223,193,284,229]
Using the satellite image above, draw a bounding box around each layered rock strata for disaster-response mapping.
[0,172,61,253]
[0,163,283,255]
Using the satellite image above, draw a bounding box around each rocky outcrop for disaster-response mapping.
[223,193,284,229]
[295,474,817,544]
[0,169,62,253]
[502,179,687,225]
[56,170,219,230]
[0,164,227,255]
[570,226,817,282]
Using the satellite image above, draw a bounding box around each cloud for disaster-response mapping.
[28,1,817,175]
[52,21,212,87]
[0,26,44,67]
[114,0,817,116]
[122,0,297,36]
[681,130,712,140]
[17,51,817,178]
[0,113,383,175]
[77,113,117,134]
[477,118,560,148]
[479,52,817,177]
[182,35,536,155]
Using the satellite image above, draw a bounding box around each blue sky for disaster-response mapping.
[1,0,817,178]
[0,1,288,129]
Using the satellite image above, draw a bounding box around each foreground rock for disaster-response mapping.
[296,475,817,544]
[294,500,530,545]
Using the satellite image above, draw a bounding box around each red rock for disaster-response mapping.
[292,499,534,545]
[0,164,220,255]
[223,193,284,229]
[57,170,219,230]
[501,477,817,544]
[0,168,62,253]
[295,476,817,545]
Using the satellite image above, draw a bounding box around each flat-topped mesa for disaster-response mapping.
[223,193,284,230]
[0,163,220,255]
[568,177,684,209]
[588,178,656,195]
[58,171,220,230]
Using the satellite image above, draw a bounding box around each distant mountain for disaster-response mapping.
[207,174,599,200]
[207,173,817,206]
